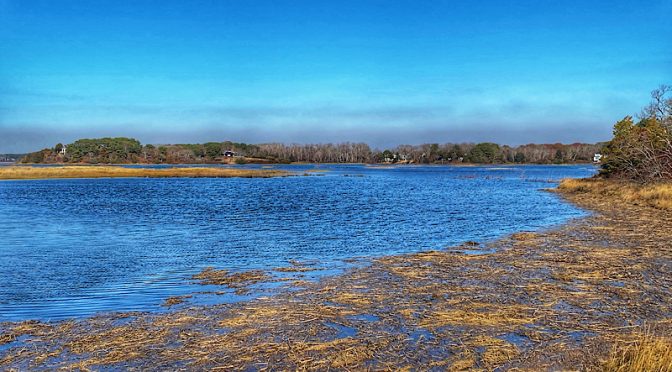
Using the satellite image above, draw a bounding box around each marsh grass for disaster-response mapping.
[604,332,672,372]
[558,178,672,210]
[162,295,192,307]
[0,333,15,345]
[0,166,288,180]
[191,267,271,288]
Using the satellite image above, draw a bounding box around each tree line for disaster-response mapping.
[20,138,601,165]
[0,154,25,162]
[601,84,672,182]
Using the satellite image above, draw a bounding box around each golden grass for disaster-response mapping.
[191,267,271,288]
[558,178,672,210]
[603,333,672,372]
[419,304,537,328]
[331,292,373,306]
[162,295,192,307]
[0,166,288,180]
[0,333,15,345]
[64,324,171,368]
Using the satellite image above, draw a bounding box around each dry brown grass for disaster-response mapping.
[191,267,271,289]
[162,295,192,307]
[603,333,672,372]
[558,178,672,210]
[0,166,288,180]
[419,302,538,329]
[0,333,15,345]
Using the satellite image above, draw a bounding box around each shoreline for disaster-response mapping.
[1,179,670,369]
[10,161,598,167]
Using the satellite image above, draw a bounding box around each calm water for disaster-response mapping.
[0,164,596,321]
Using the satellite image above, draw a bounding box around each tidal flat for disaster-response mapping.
[1,178,670,370]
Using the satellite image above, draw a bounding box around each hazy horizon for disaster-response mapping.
[1,123,612,154]
[2,0,671,153]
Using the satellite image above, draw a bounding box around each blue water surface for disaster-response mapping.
[0,164,596,321]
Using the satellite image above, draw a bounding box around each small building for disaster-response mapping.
[593,153,602,163]
[59,145,67,155]
[224,150,237,157]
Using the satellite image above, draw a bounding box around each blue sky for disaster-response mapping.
[1,0,670,152]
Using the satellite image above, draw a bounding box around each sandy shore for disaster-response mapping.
[1,179,670,370]
[0,166,289,180]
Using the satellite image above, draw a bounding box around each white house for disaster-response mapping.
[593,153,602,163]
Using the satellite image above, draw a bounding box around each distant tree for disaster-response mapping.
[381,149,394,162]
[21,149,49,163]
[204,142,222,158]
[428,143,440,161]
[467,143,501,163]
[447,145,463,161]
[554,149,564,163]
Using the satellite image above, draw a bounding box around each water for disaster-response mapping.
[0,164,596,321]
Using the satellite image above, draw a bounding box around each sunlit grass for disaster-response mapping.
[603,332,672,372]
[558,178,672,210]
[0,166,288,180]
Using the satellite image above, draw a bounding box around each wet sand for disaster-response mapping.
[1,180,671,370]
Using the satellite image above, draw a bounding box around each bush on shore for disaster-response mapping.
[600,85,672,182]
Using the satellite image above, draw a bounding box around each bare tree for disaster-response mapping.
[640,85,672,130]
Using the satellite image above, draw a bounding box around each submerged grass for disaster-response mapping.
[191,267,271,289]
[0,166,288,180]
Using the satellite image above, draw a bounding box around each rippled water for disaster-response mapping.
[0,164,596,321]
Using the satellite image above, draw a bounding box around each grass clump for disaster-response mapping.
[0,333,15,345]
[191,267,271,289]
[162,295,192,307]
[603,333,672,372]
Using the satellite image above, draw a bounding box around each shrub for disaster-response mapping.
[601,85,672,182]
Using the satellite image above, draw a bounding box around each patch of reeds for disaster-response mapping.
[558,178,672,210]
[0,166,289,180]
